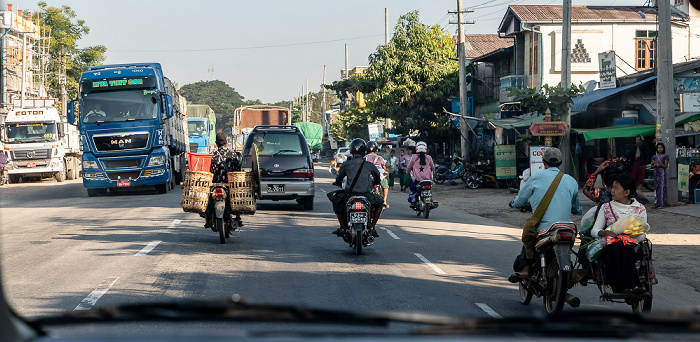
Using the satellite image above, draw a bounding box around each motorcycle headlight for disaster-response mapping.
[148,155,165,167]
[83,160,99,169]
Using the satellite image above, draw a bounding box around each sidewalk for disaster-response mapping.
[640,189,700,218]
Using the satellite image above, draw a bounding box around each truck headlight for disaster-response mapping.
[83,160,99,169]
[148,155,165,167]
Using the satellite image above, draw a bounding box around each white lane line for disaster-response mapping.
[414,253,446,275]
[379,227,400,240]
[167,219,182,228]
[476,303,503,319]
[74,277,119,311]
[135,241,161,256]
[320,188,327,193]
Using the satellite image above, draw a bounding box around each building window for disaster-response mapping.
[635,39,656,71]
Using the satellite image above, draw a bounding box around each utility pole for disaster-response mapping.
[384,8,392,132]
[344,43,350,110]
[560,0,572,174]
[450,0,474,163]
[20,33,26,108]
[657,0,678,205]
[301,85,306,122]
[322,65,327,134]
[60,46,67,119]
[306,78,309,122]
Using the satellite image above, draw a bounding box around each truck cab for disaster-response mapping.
[187,118,211,153]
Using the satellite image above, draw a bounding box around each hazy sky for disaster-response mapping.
[11,0,642,103]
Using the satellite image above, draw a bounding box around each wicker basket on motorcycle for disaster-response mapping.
[227,171,256,214]
[180,171,213,213]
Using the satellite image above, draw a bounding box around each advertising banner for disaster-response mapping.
[679,164,690,193]
[598,51,617,90]
[530,146,547,175]
[368,123,384,141]
[495,145,517,179]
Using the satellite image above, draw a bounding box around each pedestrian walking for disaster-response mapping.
[388,149,398,189]
[651,142,669,208]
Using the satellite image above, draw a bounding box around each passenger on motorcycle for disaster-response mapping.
[204,133,241,229]
[330,138,384,238]
[406,142,435,209]
[509,147,582,281]
[590,173,648,294]
[364,141,390,208]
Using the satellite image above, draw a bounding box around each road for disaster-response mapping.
[1,166,700,332]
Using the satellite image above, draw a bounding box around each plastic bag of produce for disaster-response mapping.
[585,237,606,261]
[607,214,649,238]
[580,206,598,237]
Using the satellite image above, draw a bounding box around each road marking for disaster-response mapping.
[74,277,119,311]
[320,188,327,193]
[379,227,400,240]
[167,219,182,228]
[414,253,446,275]
[135,241,161,256]
[476,303,502,319]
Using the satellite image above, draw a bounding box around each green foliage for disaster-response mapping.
[28,2,106,99]
[507,83,586,120]
[329,107,375,142]
[179,80,247,132]
[324,76,376,101]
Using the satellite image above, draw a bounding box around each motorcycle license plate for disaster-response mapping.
[349,212,368,223]
[26,163,36,168]
[422,190,432,197]
[117,180,131,187]
[267,184,285,193]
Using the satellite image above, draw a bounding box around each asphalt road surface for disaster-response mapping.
[2,166,699,330]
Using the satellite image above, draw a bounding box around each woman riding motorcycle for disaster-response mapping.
[406,141,435,209]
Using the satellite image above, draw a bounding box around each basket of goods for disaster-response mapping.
[608,214,650,238]
[180,171,213,213]
[227,171,256,214]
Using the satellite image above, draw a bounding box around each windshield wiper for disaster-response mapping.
[273,149,299,156]
[30,296,461,327]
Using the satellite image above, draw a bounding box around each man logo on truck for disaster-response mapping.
[111,138,132,148]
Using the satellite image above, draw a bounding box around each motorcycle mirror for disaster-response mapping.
[329,167,337,175]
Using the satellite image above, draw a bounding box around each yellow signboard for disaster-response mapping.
[679,164,689,192]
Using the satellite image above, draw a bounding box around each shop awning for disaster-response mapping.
[572,76,657,113]
[676,113,700,125]
[489,114,544,129]
[478,102,500,120]
[573,124,656,141]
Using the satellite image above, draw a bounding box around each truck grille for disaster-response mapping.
[103,159,142,169]
[11,149,51,160]
[106,171,141,181]
[93,132,149,151]
[189,143,199,152]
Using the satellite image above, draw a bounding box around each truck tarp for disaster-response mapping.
[293,122,323,150]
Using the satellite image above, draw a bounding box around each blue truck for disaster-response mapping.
[186,104,216,154]
[70,63,188,196]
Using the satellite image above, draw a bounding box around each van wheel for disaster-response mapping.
[301,196,314,210]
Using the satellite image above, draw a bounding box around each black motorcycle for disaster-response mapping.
[345,195,375,255]
[516,222,580,314]
[412,180,438,219]
[464,161,510,189]
[210,183,241,244]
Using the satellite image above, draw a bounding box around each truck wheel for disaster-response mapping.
[87,188,105,197]
[55,168,65,182]
[66,158,75,180]
[9,175,20,184]
[156,182,169,194]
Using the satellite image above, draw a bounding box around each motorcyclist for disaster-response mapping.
[204,133,241,229]
[364,141,390,208]
[0,152,8,185]
[406,141,435,209]
[508,147,582,282]
[330,138,383,237]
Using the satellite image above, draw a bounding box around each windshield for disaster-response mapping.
[188,121,207,137]
[2,122,58,143]
[81,89,159,123]
[245,132,304,156]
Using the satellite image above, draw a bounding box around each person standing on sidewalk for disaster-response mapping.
[624,135,650,204]
[401,148,414,191]
[398,149,411,192]
[651,142,669,208]
[388,149,398,189]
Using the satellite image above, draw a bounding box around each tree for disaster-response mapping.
[507,83,586,120]
[28,2,106,100]
[329,107,375,142]
[179,80,247,132]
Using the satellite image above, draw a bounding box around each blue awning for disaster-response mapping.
[572,76,657,113]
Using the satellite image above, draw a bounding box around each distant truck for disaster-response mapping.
[232,105,290,151]
[2,99,81,183]
[186,104,216,154]
[293,121,322,159]
[72,63,189,196]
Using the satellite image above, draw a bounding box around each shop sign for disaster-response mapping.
[529,122,568,136]
[679,164,689,193]
[598,51,617,90]
[494,145,517,180]
[530,146,547,175]
[368,123,384,141]
[680,93,700,113]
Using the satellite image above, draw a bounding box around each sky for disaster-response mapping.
[11,0,644,103]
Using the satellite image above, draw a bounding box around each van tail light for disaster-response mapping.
[353,201,363,210]
[213,188,225,198]
[292,168,314,178]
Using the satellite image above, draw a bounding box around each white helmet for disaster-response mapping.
[416,141,427,153]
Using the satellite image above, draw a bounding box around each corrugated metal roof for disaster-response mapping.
[458,34,514,58]
[508,5,688,23]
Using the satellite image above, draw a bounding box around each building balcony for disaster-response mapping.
[499,75,527,102]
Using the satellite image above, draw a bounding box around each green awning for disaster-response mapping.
[489,115,545,129]
[676,113,700,125]
[478,102,500,120]
[572,124,656,141]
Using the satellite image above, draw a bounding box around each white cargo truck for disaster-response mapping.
[2,102,81,183]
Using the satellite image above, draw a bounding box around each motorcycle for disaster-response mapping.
[329,167,377,255]
[434,157,467,184]
[0,166,8,186]
[210,183,241,244]
[412,180,438,219]
[516,222,580,314]
[465,160,511,189]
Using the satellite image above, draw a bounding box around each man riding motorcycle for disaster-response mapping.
[204,133,241,229]
[330,138,384,238]
[364,141,390,208]
[508,147,582,282]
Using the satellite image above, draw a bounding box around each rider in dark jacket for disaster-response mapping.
[204,133,241,228]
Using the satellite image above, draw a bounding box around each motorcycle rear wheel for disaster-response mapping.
[543,256,567,314]
[434,173,445,184]
[423,204,430,219]
[354,224,363,255]
[519,281,533,305]
[217,218,226,244]
[466,175,480,189]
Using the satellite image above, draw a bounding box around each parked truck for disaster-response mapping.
[2,99,81,183]
[72,63,188,196]
[232,105,290,151]
[186,104,216,153]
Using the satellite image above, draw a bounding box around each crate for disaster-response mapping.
[228,171,256,214]
[180,171,213,213]
[187,152,213,172]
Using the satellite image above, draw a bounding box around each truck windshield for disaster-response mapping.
[188,121,207,137]
[3,122,58,144]
[81,89,159,123]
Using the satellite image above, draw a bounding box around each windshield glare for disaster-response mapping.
[3,123,58,143]
[246,133,303,156]
[188,121,207,137]
[81,89,159,123]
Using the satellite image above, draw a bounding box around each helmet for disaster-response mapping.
[348,138,368,156]
[366,141,379,153]
[416,141,427,153]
